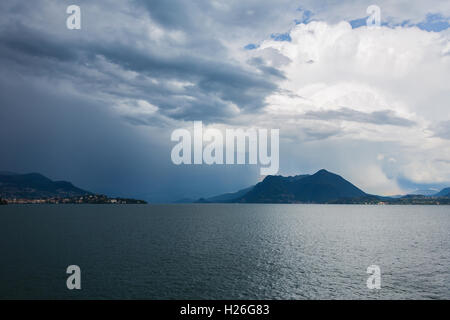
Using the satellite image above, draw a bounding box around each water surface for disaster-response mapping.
[0,204,449,299]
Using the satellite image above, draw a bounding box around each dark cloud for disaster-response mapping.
[0,69,259,202]
[0,24,78,62]
[134,0,299,33]
[303,107,416,127]
[0,2,283,123]
[0,0,294,201]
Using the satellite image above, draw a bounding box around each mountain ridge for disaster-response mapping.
[0,172,147,204]
[435,187,450,197]
[237,169,367,203]
[0,172,91,199]
[195,170,450,204]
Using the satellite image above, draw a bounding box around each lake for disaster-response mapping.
[0,204,449,299]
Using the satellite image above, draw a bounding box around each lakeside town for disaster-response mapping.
[0,194,147,205]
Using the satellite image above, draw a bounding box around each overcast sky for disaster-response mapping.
[1,0,449,201]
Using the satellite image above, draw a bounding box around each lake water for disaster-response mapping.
[0,204,449,300]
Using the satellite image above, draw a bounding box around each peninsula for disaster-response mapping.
[0,172,147,204]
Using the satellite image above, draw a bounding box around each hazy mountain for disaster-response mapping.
[435,187,450,197]
[197,186,255,203]
[407,189,440,196]
[0,172,91,199]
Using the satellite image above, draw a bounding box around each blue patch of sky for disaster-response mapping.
[350,16,390,28]
[244,43,259,50]
[350,17,368,28]
[295,7,314,24]
[270,32,292,42]
[417,13,449,31]
[268,8,315,43]
[350,13,449,31]
[244,8,314,49]
[245,10,448,51]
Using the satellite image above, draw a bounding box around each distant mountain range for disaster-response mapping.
[195,169,450,204]
[408,189,440,196]
[0,172,146,204]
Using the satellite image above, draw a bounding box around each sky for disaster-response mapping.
[0,0,449,202]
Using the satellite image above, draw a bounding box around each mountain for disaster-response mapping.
[195,169,450,204]
[0,172,91,199]
[195,169,368,204]
[199,186,255,203]
[408,189,440,196]
[236,170,367,203]
[435,187,450,197]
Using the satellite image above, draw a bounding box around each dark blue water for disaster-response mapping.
[0,204,449,299]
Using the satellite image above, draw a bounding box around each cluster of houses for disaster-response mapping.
[0,194,146,205]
